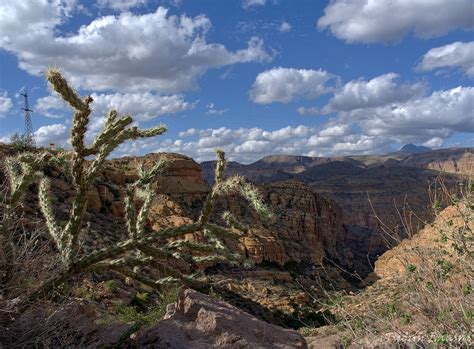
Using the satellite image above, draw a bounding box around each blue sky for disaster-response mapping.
[0,0,473,163]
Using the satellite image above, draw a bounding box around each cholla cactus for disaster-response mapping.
[2,70,272,303]
[1,152,65,289]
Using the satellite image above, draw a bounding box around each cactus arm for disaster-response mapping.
[62,186,88,265]
[110,266,165,296]
[90,114,133,153]
[86,256,155,271]
[38,178,64,253]
[198,149,227,227]
[222,211,249,233]
[73,223,201,269]
[135,184,154,238]
[125,186,138,239]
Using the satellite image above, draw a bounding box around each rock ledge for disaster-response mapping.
[134,288,307,349]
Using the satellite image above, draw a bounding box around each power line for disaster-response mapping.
[20,90,35,147]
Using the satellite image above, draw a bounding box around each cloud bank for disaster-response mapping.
[318,0,474,43]
[0,2,272,93]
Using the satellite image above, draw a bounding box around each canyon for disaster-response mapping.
[1,144,471,285]
[0,144,472,347]
[203,147,472,276]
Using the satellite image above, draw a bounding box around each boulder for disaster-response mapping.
[134,288,307,349]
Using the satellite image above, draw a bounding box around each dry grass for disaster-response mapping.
[300,178,473,347]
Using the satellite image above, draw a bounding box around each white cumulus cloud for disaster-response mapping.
[205,103,228,115]
[348,86,474,138]
[89,92,194,121]
[0,2,272,93]
[97,0,148,11]
[0,92,13,116]
[279,21,292,32]
[317,0,474,44]
[242,0,266,9]
[132,85,474,162]
[423,137,444,148]
[35,95,69,118]
[417,41,474,76]
[296,107,320,116]
[323,73,427,113]
[35,92,194,122]
[250,67,336,104]
[34,123,69,147]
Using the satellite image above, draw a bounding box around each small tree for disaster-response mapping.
[1,69,272,304]
[9,133,32,151]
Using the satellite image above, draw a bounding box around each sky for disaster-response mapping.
[0,0,473,163]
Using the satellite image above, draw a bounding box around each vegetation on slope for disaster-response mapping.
[301,180,473,347]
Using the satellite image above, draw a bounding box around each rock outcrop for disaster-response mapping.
[133,288,307,349]
[214,180,344,266]
[400,147,474,176]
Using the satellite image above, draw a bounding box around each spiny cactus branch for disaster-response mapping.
[125,187,138,240]
[136,184,154,238]
[47,69,87,112]
[192,254,237,264]
[74,223,201,269]
[42,70,169,266]
[87,256,155,271]
[62,188,88,265]
[91,114,133,153]
[38,177,63,252]
[165,240,225,254]
[203,229,227,251]
[137,159,168,186]
[216,175,274,220]
[204,223,244,239]
[4,152,56,207]
[214,148,226,184]
[222,211,249,233]
[1,151,63,290]
[111,266,165,296]
[197,149,227,227]
[137,244,175,261]
[6,71,272,306]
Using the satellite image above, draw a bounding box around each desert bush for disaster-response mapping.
[9,133,32,152]
[0,69,272,308]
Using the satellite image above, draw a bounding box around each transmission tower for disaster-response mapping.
[20,90,35,147]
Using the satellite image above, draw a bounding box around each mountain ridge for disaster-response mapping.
[201,147,473,184]
[395,143,432,155]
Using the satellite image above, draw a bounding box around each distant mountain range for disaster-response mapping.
[201,147,473,185]
[202,147,473,276]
